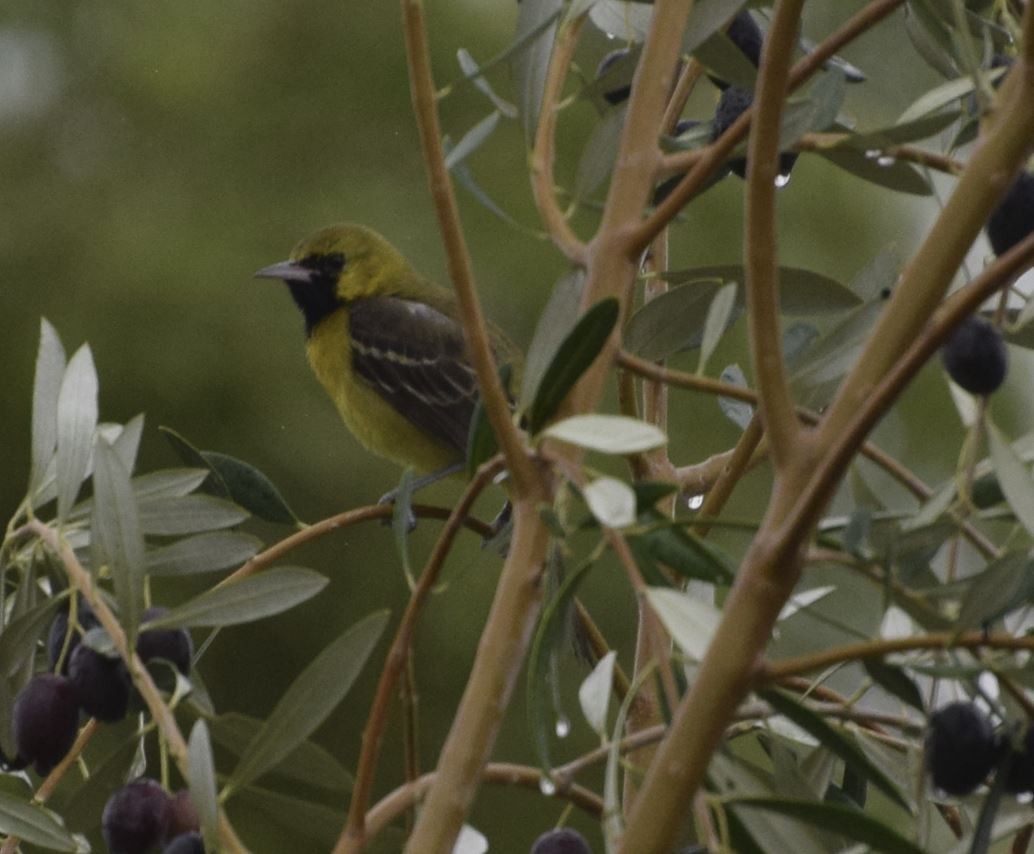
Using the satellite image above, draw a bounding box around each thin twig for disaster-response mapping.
[530,14,589,265]
[337,458,504,852]
[402,0,536,494]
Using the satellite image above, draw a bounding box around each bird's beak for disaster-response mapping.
[254,260,314,283]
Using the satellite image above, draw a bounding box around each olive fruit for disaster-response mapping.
[595,48,633,106]
[68,643,131,722]
[940,316,1008,396]
[165,789,201,839]
[986,171,1034,257]
[163,832,204,854]
[726,10,762,68]
[711,86,797,180]
[12,674,79,775]
[47,597,99,674]
[1002,724,1034,795]
[530,828,592,854]
[925,701,998,795]
[102,778,171,854]
[137,608,193,676]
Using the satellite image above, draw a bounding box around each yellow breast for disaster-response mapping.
[305,309,464,474]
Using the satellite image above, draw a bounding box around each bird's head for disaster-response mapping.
[255,223,416,334]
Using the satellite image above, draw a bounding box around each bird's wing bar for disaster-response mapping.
[348,296,478,453]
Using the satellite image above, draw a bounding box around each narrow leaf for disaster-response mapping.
[143,567,327,629]
[513,0,563,143]
[645,587,721,661]
[456,48,517,117]
[92,437,145,642]
[208,712,353,791]
[136,495,249,536]
[0,790,77,851]
[543,414,666,454]
[718,364,754,429]
[0,597,61,678]
[520,271,584,408]
[730,797,924,854]
[815,148,932,195]
[112,413,145,474]
[578,650,616,737]
[862,658,925,712]
[582,477,636,528]
[988,424,1034,537]
[188,721,219,842]
[202,452,300,525]
[55,344,99,520]
[698,282,738,375]
[632,514,736,583]
[145,531,262,576]
[956,551,1034,631]
[760,689,910,809]
[624,280,721,360]
[29,319,66,495]
[226,610,389,794]
[444,111,501,171]
[526,298,619,434]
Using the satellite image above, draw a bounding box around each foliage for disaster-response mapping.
[2,1,1034,853]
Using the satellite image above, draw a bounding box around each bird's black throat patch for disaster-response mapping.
[288,252,346,335]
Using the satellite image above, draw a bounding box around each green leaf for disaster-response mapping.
[815,147,932,195]
[208,712,353,792]
[838,110,961,150]
[645,587,721,661]
[55,344,99,521]
[29,319,66,496]
[897,68,1006,123]
[582,477,636,528]
[956,551,1034,631]
[0,597,61,678]
[779,70,845,147]
[988,423,1034,537]
[391,469,415,584]
[159,426,230,498]
[542,414,666,454]
[632,516,735,583]
[145,531,262,576]
[92,436,145,642]
[729,797,924,854]
[202,452,300,525]
[136,495,249,536]
[512,0,563,144]
[225,610,389,794]
[698,282,738,375]
[0,790,77,851]
[862,658,925,712]
[456,48,517,118]
[578,650,616,738]
[624,280,722,360]
[760,689,910,810]
[683,0,753,54]
[718,364,754,430]
[188,720,219,844]
[525,298,620,434]
[444,111,501,171]
[588,0,652,42]
[693,30,759,89]
[232,786,343,847]
[521,273,585,408]
[131,469,210,500]
[112,413,145,474]
[144,566,327,629]
[574,106,625,203]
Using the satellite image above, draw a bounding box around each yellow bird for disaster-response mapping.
[255,224,520,479]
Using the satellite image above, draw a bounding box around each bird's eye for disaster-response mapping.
[299,252,346,278]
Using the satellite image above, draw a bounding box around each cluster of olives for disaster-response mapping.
[926,701,1034,796]
[102,778,202,854]
[12,598,192,776]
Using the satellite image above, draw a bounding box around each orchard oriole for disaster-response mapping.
[255,224,520,477]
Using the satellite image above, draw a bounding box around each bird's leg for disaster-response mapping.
[379,463,465,530]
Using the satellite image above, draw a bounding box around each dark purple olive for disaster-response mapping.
[926,701,998,795]
[530,828,592,854]
[47,597,99,674]
[68,643,131,722]
[12,674,80,775]
[163,832,204,854]
[940,316,1008,396]
[711,86,797,180]
[596,48,633,105]
[137,608,193,676]
[102,778,171,854]
[164,789,200,840]
[726,10,762,67]
[986,171,1034,257]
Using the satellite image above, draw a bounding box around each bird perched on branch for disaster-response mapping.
[255,224,520,482]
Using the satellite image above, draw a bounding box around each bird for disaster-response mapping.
[254,224,521,487]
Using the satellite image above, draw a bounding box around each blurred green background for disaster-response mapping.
[2,1,1031,851]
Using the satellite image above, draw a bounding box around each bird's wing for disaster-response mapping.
[348,296,479,454]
